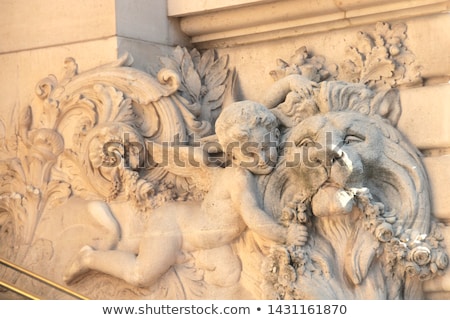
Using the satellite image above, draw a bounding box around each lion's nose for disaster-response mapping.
[310,146,343,167]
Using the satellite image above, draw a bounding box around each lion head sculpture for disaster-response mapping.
[257,76,447,299]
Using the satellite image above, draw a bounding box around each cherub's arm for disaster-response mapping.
[261,74,317,109]
[230,168,307,245]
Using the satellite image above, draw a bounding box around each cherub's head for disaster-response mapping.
[215,100,280,174]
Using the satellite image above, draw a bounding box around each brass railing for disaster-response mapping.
[0,257,89,300]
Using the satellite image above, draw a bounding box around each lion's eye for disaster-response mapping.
[298,137,315,147]
[344,135,364,145]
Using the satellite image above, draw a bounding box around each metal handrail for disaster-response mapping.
[0,256,89,300]
[0,278,42,300]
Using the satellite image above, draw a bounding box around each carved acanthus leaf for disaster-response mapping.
[0,160,27,249]
[43,180,72,210]
[338,22,423,90]
[270,22,422,91]
[359,46,395,84]
[0,103,69,249]
[159,46,230,135]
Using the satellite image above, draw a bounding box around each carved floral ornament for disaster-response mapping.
[0,22,447,299]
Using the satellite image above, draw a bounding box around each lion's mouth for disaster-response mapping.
[320,179,343,189]
[310,179,357,217]
[311,176,346,198]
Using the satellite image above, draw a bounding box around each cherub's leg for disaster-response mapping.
[63,245,94,284]
[127,223,183,287]
[86,201,121,250]
[64,218,182,287]
[197,245,242,287]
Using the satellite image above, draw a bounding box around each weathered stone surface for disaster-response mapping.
[116,0,189,46]
[0,0,116,53]
[424,156,450,221]
[168,0,276,17]
[0,37,118,121]
[398,84,450,150]
[117,37,177,73]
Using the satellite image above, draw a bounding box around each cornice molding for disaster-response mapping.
[168,0,450,47]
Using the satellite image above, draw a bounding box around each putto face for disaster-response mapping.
[232,126,280,175]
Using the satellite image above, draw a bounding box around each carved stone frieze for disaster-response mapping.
[0,22,447,300]
[269,22,423,90]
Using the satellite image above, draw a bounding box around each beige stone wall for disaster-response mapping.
[1,0,449,299]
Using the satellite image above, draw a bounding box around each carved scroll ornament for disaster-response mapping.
[0,23,447,300]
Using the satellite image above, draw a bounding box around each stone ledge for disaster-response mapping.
[169,0,450,47]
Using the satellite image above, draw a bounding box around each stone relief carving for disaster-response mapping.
[270,22,422,90]
[0,22,447,299]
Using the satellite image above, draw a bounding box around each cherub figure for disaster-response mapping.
[64,100,308,287]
